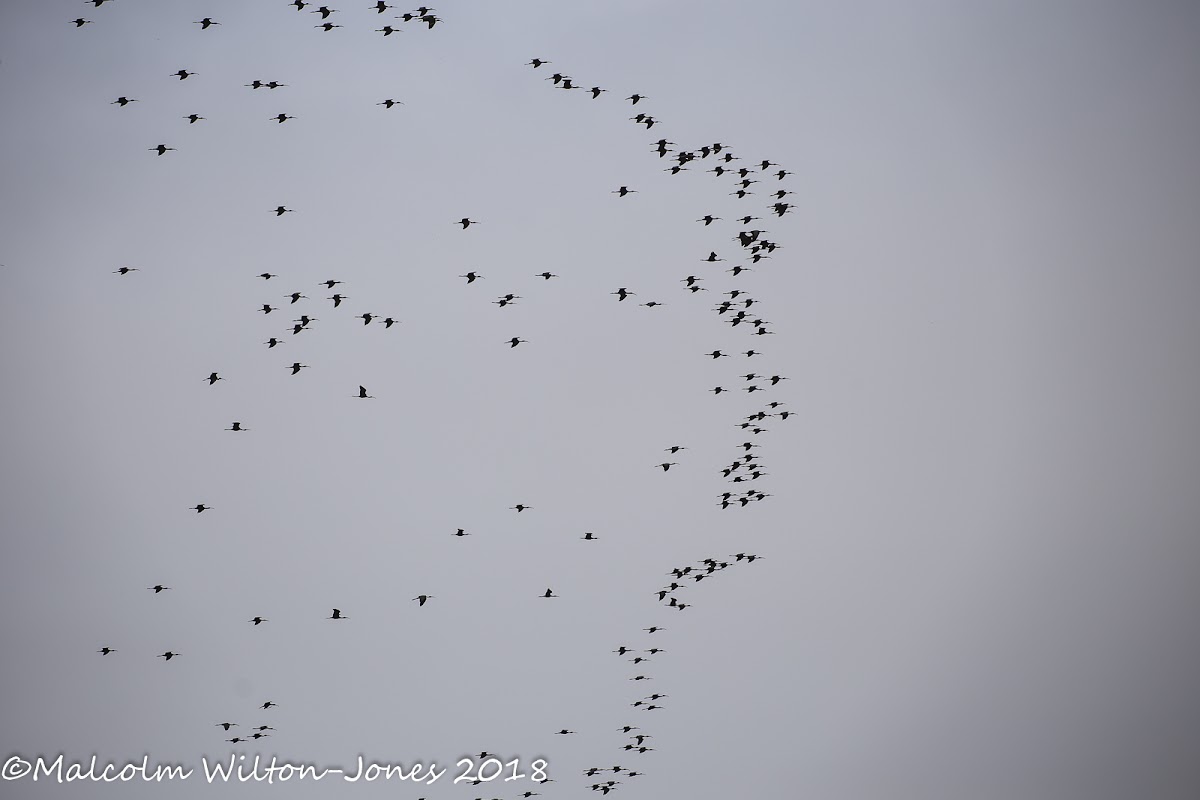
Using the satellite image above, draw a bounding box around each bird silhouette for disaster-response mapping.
[226,422,248,432]
[98,647,117,655]
[194,18,220,29]
[205,372,223,385]
[289,363,308,375]
[148,585,171,593]
[149,144,175,155]
[111,96,137,106]
[612,186,637,197]
[171,70,195,80]
[183,114,204,124]
[413,595,434,606]
[378,99,404,108]
[328,608,347,620]
[507,337,527,348]
[113,266,138,275]
[271,113,295,123]
[541,588,558,598]
[249,617,267,625]
[355,385,374,399]
[157,652,180,661]
[273,206,293,216]
[190,504,210,513]
[456,218,479,229]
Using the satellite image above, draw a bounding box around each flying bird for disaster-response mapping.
[111,96,137,106]
[149,144,176,155]
[328,608,347,619]
[355,385,374,399]
[194,18,221,29]
[413,595,434,606]
[289,362,309,375]
[113,266,138,275]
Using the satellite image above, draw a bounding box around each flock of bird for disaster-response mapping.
[83,3,793,796]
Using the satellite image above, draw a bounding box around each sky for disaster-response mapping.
[1,1,1199,798]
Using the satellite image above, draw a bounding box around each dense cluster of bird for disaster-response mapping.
[524,57,794,514]
[86,4,792,795]
[75,2,442,34]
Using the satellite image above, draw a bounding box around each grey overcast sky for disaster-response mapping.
[1,1,1199,798]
